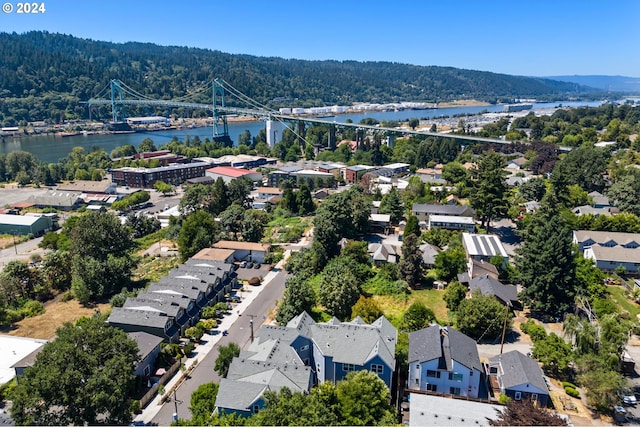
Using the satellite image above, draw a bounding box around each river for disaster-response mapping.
[0,101,603,164]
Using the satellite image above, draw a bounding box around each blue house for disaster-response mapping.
[214,312,397,417]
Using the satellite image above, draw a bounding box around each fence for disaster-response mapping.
[139,360,181,409]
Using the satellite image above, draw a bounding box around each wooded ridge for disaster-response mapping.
[0,31,596,125]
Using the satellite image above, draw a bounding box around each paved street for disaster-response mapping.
[140,266,289,425]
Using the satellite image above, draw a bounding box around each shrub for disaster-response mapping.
[498,393,511,405]
[562,381,577,389]
[185,326,204,342]
[182,342,195,356]
[198,318,217,330]
[520,319,547,342]
[201,306,217,319]
[109,293,127,308]
[20,300,45,317]
[60,292,74,302]
[565,386,579,398]
[130,400,141,414]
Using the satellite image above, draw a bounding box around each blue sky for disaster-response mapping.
[1,0,638,77]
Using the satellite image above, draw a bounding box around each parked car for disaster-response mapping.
[623,394,637,405]
[254,262,261,269]
[246,261,254,268]
[239,261,247,268]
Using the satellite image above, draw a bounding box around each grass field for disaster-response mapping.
[372,287,449,327]
[607,284,640,319]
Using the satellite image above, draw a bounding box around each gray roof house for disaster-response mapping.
[153,279,210,308]
[468,274,519,307]
[146,283,207,310]
[572,230,640,253]
[412,203,475,222]
[419,243,441,267]
[408,325,483,398]
[588,190,611,208]
[123,298,191,335]
[368,243,401,264]
[488,350,549,407]
[127,331,164,378]
[215,311,397,418]
[107,307,179,343]
[135,291,200,326]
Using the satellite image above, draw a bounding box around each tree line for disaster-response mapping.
[0,31,594,126]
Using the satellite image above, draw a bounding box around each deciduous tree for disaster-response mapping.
[10,316,139,426]
[214,342,240,378]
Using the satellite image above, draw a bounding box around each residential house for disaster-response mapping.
[584,246,640,274]
[214,312,397,417]
[211,240,271,264]
[588,191,611,208]
[408,325,483,398]
[411,204,475,222]
[488,350,549,407]
[147,281,208,310]
[369,213,393,233]
[524,200,540,213]
[571,205,614,217]
[134,291,200,330]
[128,331,164,378]
[107,307,180,343]
[345,165,376,184]
[419,243,441,268]
[368,243,401,265]
[468,274,519,307]
[191,247,236,264]
[428,214,476,233]
[572,230,640,254]
[123,297,191,335]
[408,393,502,427]
[506,157,527,170]
[462,232,509,264]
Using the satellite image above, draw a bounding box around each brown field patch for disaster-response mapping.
[6,297,111,340]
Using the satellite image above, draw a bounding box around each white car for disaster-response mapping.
[623,394,637,405]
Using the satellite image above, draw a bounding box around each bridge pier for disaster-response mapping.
[328,125,336,150]
[297,121,306,146]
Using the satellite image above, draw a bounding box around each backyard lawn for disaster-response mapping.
[373,287,449,327]
[607,284,640,319]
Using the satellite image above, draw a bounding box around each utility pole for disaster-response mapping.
[172,389,182,422]
[12,231,17,255]
[248,314,256,343]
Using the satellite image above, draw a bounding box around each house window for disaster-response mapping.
[470,371,473,376]
[343,363,355,372]
[144,365,150,376]
[426,384,437,392]
[448,372,463,381]
[514,391,522,400]
[253,405,260,414]
[426,370,440,378]
[531,393,538,403]
[450,387,461,395]
[371,364,383,374]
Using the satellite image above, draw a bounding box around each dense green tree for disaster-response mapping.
[0,260,44,305]
[178,210,219,261]
[241,209,269,243]
[276,276,316,325]
[469,151,508,231]
[317,258,361,320]
[518,176,547,201]
[10,316,139,426]
[403,214,421,239]
[351,296,383,323]
[280,187,298,214]
[188,382,219,426]
[125,213,161,239]
[441,161,469,185]
[531,332,572,379]
[607,174,640,215]
[154,180,174,196]
[378,187,404,224]
[398,233,423,287]
[434,246,467,282]
[517,208,577,316]
[137,137,157,153]
[402,301,436,332]
[335,370,396,426]
[227,177,253,209]
[577,367,626,413]
[219,204,245,240]
[296,184,315,215]
[214,342,240,378]
[443,280,468,312]
[40,250,72,291]
[456,293,510,341]
[550,145,609,201]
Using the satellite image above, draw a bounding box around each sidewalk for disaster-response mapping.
[133,254,289,424]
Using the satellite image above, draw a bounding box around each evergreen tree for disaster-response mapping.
[296,184,315,215]
[276,277,316,325]
[378,187,404,224]
[469,151,508,231]
[517,204,577,316]
[403,214,421,239]
[398,233,423,288]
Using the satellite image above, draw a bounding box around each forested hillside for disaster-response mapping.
[0,31,594,126]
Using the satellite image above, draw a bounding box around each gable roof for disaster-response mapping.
[412,203,474,217]
[309,316,397,369]
[469,274,518,306]
[409,325,482,372]
[573,230,640,247]
[419,243,441,265]
[489,350,548,393]
[212,240,271,252]
[462,233,509,259]
[227,358,312,392]
[586,245,640,263]
[215,378,267,412]
[127,331,164,360]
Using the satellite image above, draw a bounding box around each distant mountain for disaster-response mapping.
[546,75,640,93]
[0,31,597,126]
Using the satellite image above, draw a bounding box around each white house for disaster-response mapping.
[408,325,483,398]
[584,246,640,274]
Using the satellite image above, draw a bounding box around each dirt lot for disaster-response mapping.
[6,297,111,340]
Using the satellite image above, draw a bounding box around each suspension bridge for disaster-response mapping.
[83,78,513,147]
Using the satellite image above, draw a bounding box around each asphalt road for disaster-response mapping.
[151,268,289,425]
